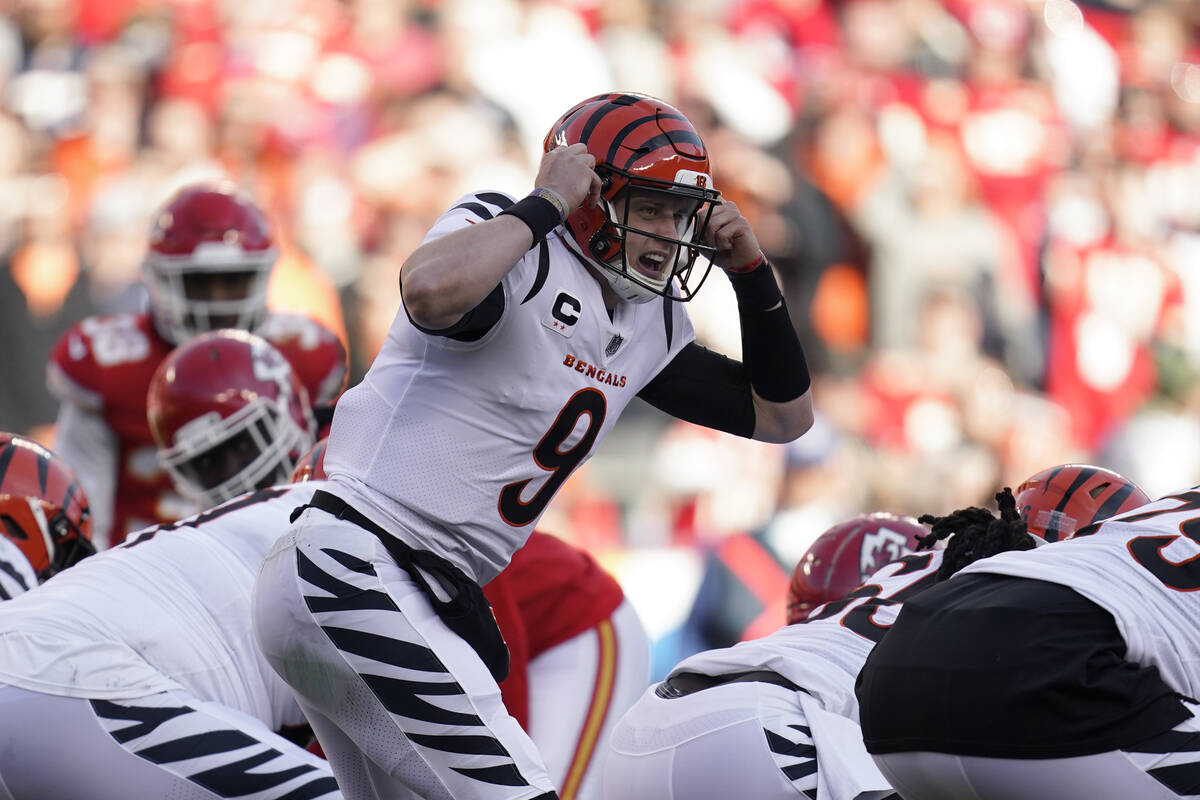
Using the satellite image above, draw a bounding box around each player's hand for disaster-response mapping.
[703,197,762,272]
[535,144,603,211]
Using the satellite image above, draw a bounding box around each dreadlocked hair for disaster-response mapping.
[915,487,1035,581]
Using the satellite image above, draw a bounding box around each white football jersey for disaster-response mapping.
[325,192,695,583]
[0,536,36,601]
[958,486,1200,703]
[0,482,320,732]
[671,551,943,720]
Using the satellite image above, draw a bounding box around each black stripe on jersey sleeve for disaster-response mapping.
[449,192,514,222]
[475,192,514,210]
[451,202,496,221]
[520,240,550,305]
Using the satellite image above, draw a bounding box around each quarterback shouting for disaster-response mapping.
[251,92,814,800]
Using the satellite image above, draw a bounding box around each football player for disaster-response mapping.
[46,182,347,548]
[0,433,95,600]
[251,91,815,800]
[605,467,1151,800]
[289,440,650,800]
[0,334,341,799]
[854,466,1200,800]
[604,513,926,800]
[147,330,317,510]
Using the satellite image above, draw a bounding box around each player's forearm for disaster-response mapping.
[400,216,535,330]
[727,260,814,444]
[751,388,814,444]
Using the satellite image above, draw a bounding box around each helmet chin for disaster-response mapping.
[561,235,665,304]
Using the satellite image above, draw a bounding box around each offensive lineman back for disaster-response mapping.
[252,92,815,800]
[0,484,342,800]
[857,467,1200,800]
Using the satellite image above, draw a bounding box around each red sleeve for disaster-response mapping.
[508,532,624,657]
[48,320,111,411]
[484,570,530,730]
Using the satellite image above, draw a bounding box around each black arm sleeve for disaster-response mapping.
[637,342,756,439]
[401,282,506,342]
[728,264,811,402]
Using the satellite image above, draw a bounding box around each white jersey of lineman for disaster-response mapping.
[325,192,694,583]
[0,536,36,600]
[0,482,320,732]
[958,487,1200,703]
[671,550,943,720]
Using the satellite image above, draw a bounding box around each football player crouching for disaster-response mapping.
[0,433,95,599]
[604,468,1147,800]
[0,332,341,799]
[856,467,1200,800]
[604,513,927,800]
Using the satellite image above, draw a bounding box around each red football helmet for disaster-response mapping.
[0,433,94,582]
[786,513,926,624]
[1015,464,1151,542]
[143,182,278,344]
[544,92,721,303]
[289,437,328,483]
[147,330,316,508]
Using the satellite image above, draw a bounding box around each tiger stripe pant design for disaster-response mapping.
[0,684,340,800]
[252,515,557,800]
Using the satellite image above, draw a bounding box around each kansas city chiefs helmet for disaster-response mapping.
[543,92,721,304]
[786,512,926,624]
[147,330,316,508]
[1015,464,1151,542]
[143,182,278,344]
[0,433,94,583]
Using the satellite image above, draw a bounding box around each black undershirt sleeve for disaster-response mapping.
[402,283,506,342]
[637,342,756,439]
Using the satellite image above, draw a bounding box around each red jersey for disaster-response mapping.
[486,531,625,729]
[47,311,347,545]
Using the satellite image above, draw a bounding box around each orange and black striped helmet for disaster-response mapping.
[1014,464,1151,542]
[0,433,94,582]
[544,92,721,303]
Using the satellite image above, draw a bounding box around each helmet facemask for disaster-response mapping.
[564,169,720,304]
[143,247,274,345]
[158,395,313,508]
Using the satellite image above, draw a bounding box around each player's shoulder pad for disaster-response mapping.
[47,312,158,409]
[258,313,349,406]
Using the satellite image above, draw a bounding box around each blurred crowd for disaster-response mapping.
[1,0,1199,649]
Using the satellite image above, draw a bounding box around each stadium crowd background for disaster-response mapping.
[0,0,1198,668]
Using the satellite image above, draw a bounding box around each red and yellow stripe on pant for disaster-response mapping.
[559,619,617,800]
